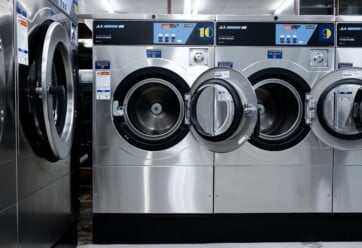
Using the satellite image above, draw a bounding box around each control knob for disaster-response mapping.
[313,52,325,64]
[194,52,204,63]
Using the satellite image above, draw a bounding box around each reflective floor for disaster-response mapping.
[78,243,362,248]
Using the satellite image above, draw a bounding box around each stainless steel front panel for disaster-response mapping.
[93,166,213,213]
[0,206,17,248]
[334,19,362,212]
[18,175,73,248]
[215,26,334,213]
[216,47,335,86]
[93,40,215,213]
[215,133,333,213]
[0,1,17,246]
[333,150,362,212]
[16,0,74,200]
[15,0,77,247]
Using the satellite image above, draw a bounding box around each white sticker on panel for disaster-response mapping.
[17,15,28,65]
[214,71,230,79]
[342,71,362,79]
[96,70,111,100]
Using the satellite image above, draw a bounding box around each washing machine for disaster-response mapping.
[92,14,259,243]
[0,0,17,247]
[333,16,362,212]
[215,15,336,213]
[15,0,78,246]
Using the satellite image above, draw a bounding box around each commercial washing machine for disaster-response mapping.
[15,0,78,246]
[0,0,17,246]
[92,14,259,243]
[215,15,336,213]
[333,16,362,212]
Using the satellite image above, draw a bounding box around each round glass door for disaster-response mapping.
[20,21,75,161]
[190,68,258,153]
[112,67,190,151]
[311,68,362,150]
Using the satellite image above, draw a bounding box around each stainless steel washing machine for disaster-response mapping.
[15,0,78,246]
[92,15,260,240]
[333,16,362,212]
[215,15,336,213]
[0,0,17,246]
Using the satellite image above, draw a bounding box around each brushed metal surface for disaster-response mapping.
[18,175,73,248]
[333,150,362,212]
[93,30,216,213]
[0,2,17,247]
[16,0,75,200]
[214,165,332,213]
[334,18,362,213]
[15,0,77,247]
[215,133,333,213]
[0,206,18,248]
[214,17,334,213]
[93,166,213,213]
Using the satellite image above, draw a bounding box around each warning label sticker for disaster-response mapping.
[96,70,111,100]
[17,15,28,65]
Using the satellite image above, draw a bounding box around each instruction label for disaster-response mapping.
[17,15,28,65]
[96,71,111,100]
[342,71,362,79]
[214,70,230,79]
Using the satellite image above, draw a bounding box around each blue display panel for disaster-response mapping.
[153,22,214,45]
[276,24,318,45]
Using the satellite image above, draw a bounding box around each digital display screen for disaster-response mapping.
[275,24,317,45]
[153,22,197,44]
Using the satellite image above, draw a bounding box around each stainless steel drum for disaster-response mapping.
[123,78,184,141]
[254,78,303,142]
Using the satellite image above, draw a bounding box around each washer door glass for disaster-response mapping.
[23,21,75,161]
[190,68,258,153]
[311,68,362,150]
[0,35,5,144]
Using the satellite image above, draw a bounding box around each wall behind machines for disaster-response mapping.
[0,0,17,247]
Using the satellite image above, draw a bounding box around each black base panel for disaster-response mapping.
[93,214,362,244]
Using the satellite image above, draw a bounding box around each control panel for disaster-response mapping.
[337,23,362,47]
[216,22,334,47]
[276,24,317,45]
[94,21,214,46]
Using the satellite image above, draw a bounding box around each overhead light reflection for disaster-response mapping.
[273,0,293,15]
[104,0,115,14]
[192,0,201,15]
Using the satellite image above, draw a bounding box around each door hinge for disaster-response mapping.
[184,93,191,125]
[305,93,315,125]
[112,100,124,117]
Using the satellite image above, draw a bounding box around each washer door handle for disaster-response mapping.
[244,104,258,117]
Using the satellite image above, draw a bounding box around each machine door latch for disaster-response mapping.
[305,93,316,125]
[184,93,191,125]
[112,100,124,117]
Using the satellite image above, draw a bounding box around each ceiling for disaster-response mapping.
[78,0,295,15]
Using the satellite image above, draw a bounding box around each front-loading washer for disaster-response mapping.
[15,0,78,246]
[0,0,17,246]
[333,16,362,212]
[92,14,259,243]
[215,15,336,213]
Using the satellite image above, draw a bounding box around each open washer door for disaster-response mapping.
[24,21,75,161]
[308,68,362,151]
[0,35,5,144]
[189,68,258,153]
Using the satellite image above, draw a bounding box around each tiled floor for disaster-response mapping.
[78,243,362,248]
